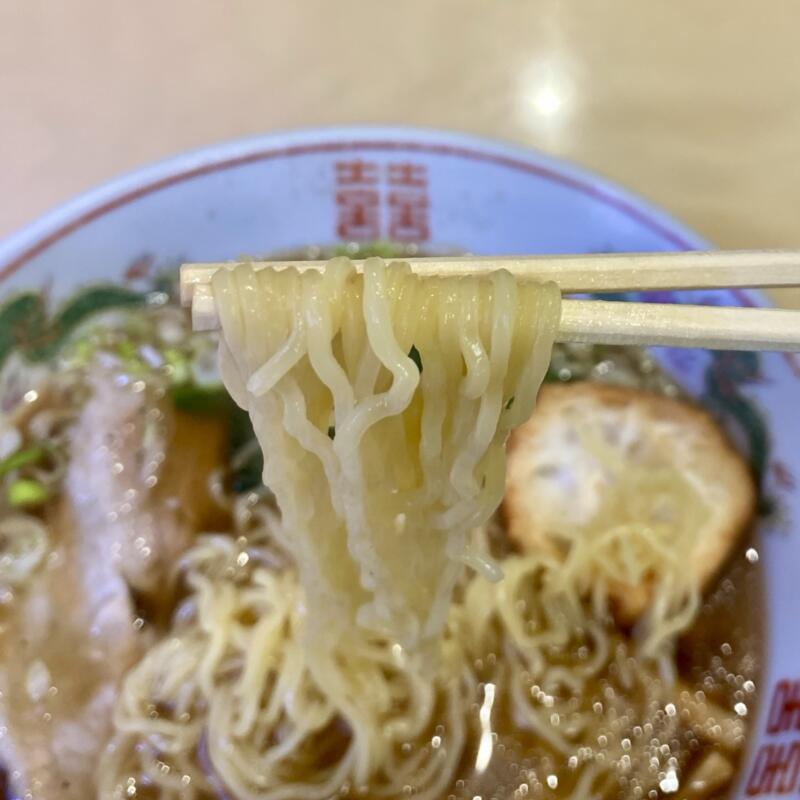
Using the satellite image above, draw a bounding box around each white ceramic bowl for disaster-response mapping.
[0,126,796,797]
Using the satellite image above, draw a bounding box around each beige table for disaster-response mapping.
[2,0,799,303]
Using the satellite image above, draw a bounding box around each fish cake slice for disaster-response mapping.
[504,382,756,622]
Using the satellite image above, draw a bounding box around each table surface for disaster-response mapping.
[2,0,799,304]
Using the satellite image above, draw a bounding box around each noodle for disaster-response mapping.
[99,258,563,798]
[101,532,475,800]
[548,423,709,658]
[210,257,561,649]
[101,522,729,799]
[459,548,689,797]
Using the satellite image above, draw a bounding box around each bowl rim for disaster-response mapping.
[0,124,711,283]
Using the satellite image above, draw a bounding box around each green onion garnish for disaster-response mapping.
[8,479,48,507]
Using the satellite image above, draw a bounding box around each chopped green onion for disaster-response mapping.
[68,337,96,366]
[8,479,48,507]
[231,451,264,494]
[544,365,561,383]
[164,348,191,384]
[408,344,423,373]
[505,396,515,410]
[116,340,138,360]
[0,445,46,477]
[327,426,336,440]
[170,383,234,415]
[331,241,407,260]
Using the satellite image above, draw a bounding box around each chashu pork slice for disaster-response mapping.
[0,369,226,799]
[65,370,227,603]
[504,382,756,623]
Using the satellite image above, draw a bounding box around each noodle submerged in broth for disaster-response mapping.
[0,252,762,800]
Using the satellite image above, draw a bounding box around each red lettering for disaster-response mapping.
[768,681,800,733]
[335,160,378,185]
[388,190,430,243]
[748,744,768,795]
[387,162,428,188]
[747,744,783,795]
[767,683,788,733]
[335,189,380,241]
[778,742,800,792]
[386,162,430,242]
[335,160,381,240]
[746,742,800,795]
[332,159,432,242]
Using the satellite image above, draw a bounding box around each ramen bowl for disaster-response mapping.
[0,126,796,798]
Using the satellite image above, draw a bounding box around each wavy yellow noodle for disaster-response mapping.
[211,257,561,649]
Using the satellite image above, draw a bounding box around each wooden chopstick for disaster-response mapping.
[186,283,800,351]
[559,300,800,351]
[180,251,800,352]
[179,250,800,305]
